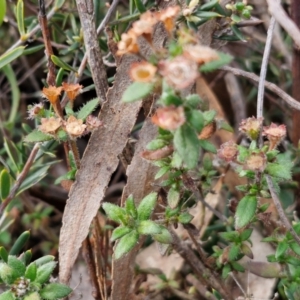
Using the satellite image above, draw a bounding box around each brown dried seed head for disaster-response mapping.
[151,106,186,130]
[198,121,216,140]
[42,86,63,104]
[129,61,157,83]
[217,140,238,162]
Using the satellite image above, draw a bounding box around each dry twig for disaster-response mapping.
[266,176,300,246]
[0,144,40,215]
[266,0,300,50]
[220,66,300,111]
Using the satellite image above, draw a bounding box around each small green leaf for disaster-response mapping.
[200,0,219,11]
[25,262,37,281]
[0,0,6,26]
[7,255,26,277]
[230,261,245,272]
[240,228,253,241]
[114,230,139,259]
[186,110,204,132]
[222,264,231,278]
[138,220,162,235]
[159,93,182,106]
[51,55,77,72]
[111,227,133,242]
[34,255,55,267]
[276,242,289,259]
[146,139,167,150]
[228,244,240,261]
[241,243,253,259]
[167,187,180,209]
[155,166,170,180]
[185,94,203,108]
[219,231,239,242]
[231,13,241,23]
[122,82,154,103]
[40,283,72,300]
[54,0,65,9]
[235,195,257,229]
[290,242,300,256]
[0,247,8,262]
[35,261,57,284]
[134,0,146,13]
[218,120,234,132]
[16,0,25,37]
[266,163,292,180]
[171,151,183,168]
[174,124,200,169]
[0,46,25,69]
[76,98,99,121]
[266,150,279,161]
[231,24,246,42]
[102,203,126,224]
[137,192,158,221]
[0,262,17,284]
[55,68,65,86]
[200,52,233,73]
[24,292,41,300]
[57,129,68,141]
[18,165,50,195]
[152,226,173,244]
[178,212,193,224]
[199,140,217,153]
[125,195,138,219]
[23,44,44,56]
[24,130,53,143]
[23,250,32,266]
[237,145,249,162]
[10,231,30,255]
[0,291,15,300]
[0,169,10,200]
[195,11,221,18]
[203,110,216,124]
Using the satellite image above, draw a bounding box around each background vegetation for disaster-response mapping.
[1,0,300,299]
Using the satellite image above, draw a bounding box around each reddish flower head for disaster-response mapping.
[263,123,286,150]
[239,117,263,140]
[245,152,267,172]
[152,106,186,130]
[159,6,181,33]
[217,141,238,162]
[129,61,157,83]
[117,30,139,56]
[39,117,62,134]
[62,82,83,101]
[65,116,87,138]
[42,86,63,105]
[158,56,199,89]
[183,45,219,65]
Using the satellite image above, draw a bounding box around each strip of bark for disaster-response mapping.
[75,0,108,102]
[111,119,158,300]
[58,53,143,284]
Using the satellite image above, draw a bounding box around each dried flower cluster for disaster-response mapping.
[151,106,185,131]
[239,116,263,140]
[42,83,83,104]
[117,7,220,91]
[219,117,287,172]
[217,141,238,162]
[29,83,103,140]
